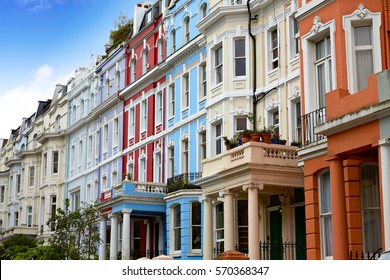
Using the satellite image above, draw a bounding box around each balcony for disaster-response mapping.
[298,107,326,146]
[202,141,300,179]
[100,181,167,203]
[166,172,202,194]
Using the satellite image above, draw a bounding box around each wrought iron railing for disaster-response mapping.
[213,241,307,260]
[349,248,382,260]
[166,172,202,193]
[298,107,326,146]
[126,249,167,260]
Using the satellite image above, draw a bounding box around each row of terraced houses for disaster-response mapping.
[0,0,389,260]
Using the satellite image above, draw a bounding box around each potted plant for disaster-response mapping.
[246,113,262,142]
[272,131,281,144]
[260,126,273,143]
[223,136,232,150]
[290,141,302,148]
[240,129,252,144]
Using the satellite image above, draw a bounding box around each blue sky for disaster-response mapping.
[0,0,134,139]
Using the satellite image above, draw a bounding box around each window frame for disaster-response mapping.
[342,5,381,94]
[234,38,246,77]
[318,170,332,259]
[214,45,223,85]
[52,151,59,174]
[269,27,279,71]
[190,201,201,251]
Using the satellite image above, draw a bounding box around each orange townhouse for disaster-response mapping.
[296,0,390,259]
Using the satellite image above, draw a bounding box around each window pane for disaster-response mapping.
[355,50,373,91]
[235,39,245,57]
[236,117,247,131]
[235,58,246,76]
[320,171,331,213]
[354,26,372,46]
[316,39,325,60]
[192,203,201,225]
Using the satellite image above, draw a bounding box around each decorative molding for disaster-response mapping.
[242,182,264,191]
[197,123,206,133]
[312,16,323,34]
[289,85,301,100]
[355,3,368,19]
[167,139,174,148]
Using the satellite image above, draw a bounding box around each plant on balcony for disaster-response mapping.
[260,126,273,143]
[290,141,302,148]
[246,113,262,142]
[240,129,252,144]
[122,173,133,181]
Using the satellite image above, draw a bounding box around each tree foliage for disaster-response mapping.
[109,15,133,51]
[46,198,101,260]
[0,234,37,260]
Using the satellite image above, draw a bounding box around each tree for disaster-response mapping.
[108,15,133,52]
[0,234,37,260]
[47,198,101,260]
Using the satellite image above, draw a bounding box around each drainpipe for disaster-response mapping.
[247,0,258,131]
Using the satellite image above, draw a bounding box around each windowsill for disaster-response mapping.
[172,252,182,258]
[212,82,223,90]
[267,68,278,76]
[233,76,246,80]
[187,251,202,257]
[289,55,299,64]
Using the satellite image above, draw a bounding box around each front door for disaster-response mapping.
[270,210,282,259]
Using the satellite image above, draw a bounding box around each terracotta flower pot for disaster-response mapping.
[250,131,261,142]
[261,132,271,143]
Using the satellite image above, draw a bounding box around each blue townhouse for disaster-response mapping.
[163,0,209,260]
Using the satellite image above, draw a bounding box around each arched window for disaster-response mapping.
[200,3,207,19]
[183,17,190,43]
[171,29,176,53]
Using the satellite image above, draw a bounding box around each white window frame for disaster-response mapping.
[234,115,247,133]
[171,29,176,53]
[128,107,135,138]
[181,138,189,174]
[43,153,47,177]
[318,170,332,260]
[212,120,223,156]
[168,145,175,178]
[171,204,181,254]
[168,83,175,118]
[103,124,109,153]
[198,130,206,172]
[343,5,381,94]
[156,91,163,124]
[113,118,119,148]
[131,58,136,83]
[154,150,162,183]
[268,27,279,71]
[234,38,246,77]
[190,201,201,252]
[141,99,147,132]
[139,155,146,182]
[214,45,223,85]
[0,186,5,203]
[142,49,149,74]
[88,135,93,162]
[289,13,300,60]
[27,206,33,227]
[214,202,224,253]
[184,16,190,43]
[70,189,81,211]
[199,63,207,99]
[301,19,336,114]
[52,151,59,174]
[182,73,189,109]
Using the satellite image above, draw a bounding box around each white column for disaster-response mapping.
[379,138,390,250]
[145,219,150,258]
[221,190,235,251]
[156,216,163,255]
[122,209,132,260]
[243,182,263,260]
[200,195,213,260]
[109,213,118,260]
[99,216,107,260]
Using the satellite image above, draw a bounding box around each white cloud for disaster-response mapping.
[0,64,72,139]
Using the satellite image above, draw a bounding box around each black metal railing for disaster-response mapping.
[298,107,326,146]
[349,248,382,260]
[166,172,202,193]
[128,249,167,260]
[213,241,307,260]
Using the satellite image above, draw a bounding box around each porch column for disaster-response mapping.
[122,209,132,260]
[221,190,235,251]
[156,216,163,255]
[243,182,263,260]
[328,155,348,259]
[200,195,213,260]
[379,138,390,250]
[145,220,150,258]
[109,213,118,260]
[98,216,107,260]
